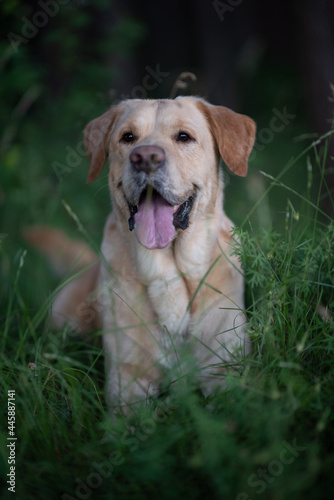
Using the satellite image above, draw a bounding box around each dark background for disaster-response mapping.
[1,4,334,498]
[1,0,334,261]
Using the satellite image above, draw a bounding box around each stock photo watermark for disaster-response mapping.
[7,0,72,53]
[61,402,174,500]
[118,64,170,100]
[249,106,296,161]
[236,438,306,499]
[213,0,244,21]
[6,390,17,493]
[52,64,170,182]
[42,282,109,358]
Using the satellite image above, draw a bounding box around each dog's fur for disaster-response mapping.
[28,97,256,411]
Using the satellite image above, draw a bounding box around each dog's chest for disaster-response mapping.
[133,244,190,334]
[102,214,217,339]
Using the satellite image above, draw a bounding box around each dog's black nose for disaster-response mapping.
[130,145,166,173]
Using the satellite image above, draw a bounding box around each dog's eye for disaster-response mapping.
[121,132,136,143]
[176,131,193,143]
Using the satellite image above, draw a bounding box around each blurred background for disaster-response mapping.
[0,0,334,306]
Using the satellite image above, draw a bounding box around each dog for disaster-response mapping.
[27,96,256,412]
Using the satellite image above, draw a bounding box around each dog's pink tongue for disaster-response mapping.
[134,192,175,249]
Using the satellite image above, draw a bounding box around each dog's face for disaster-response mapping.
[84,97,255,250]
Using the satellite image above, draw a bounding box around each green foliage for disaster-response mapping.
[0,0,145,186]
[233,219,334,363]
[0,0,146,299]
[1,142,334,499]
[1,5,334,497]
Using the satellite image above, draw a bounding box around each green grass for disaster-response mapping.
[1,131,334,500]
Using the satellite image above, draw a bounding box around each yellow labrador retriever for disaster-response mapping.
[29,97,256,411]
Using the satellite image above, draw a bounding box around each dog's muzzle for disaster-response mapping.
[126,145,196,249]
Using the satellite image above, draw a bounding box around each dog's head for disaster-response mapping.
[84,97,255,250]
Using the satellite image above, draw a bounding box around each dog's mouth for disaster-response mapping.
[127,188,196,250]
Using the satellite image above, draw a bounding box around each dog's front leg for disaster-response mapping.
[100,274,161,413]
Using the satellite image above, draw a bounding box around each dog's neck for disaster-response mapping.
[176,173,223,267]
[101,168,227,340]
[123,168,223,275]
[108,170,224,337]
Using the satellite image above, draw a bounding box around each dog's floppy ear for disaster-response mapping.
[84,106,121,183]
[197,100,256,177]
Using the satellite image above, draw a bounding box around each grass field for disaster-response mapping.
[1,120,334,500]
